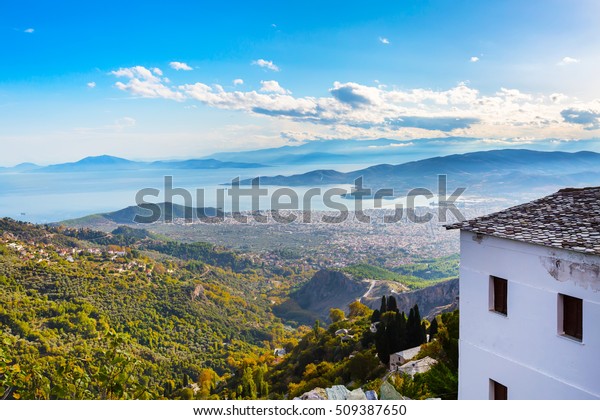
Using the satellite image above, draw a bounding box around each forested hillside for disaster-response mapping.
[0,219,458,400]
[263,299,459,400]
[0,219,300,399]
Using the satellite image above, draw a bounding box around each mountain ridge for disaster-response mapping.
[0,155,266,173]
[208,137,478,165]
[59,202,223,228]
[239,149,600,197]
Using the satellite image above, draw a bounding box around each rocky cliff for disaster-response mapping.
[361,277,459,319]
[274,269,458,324]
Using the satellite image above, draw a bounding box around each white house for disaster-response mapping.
[448,187,600,400]
[397,356,437,377]
[389,345,422,371]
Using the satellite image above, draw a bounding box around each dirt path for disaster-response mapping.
[362,280,377,299]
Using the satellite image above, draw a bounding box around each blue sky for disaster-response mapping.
[1,0,600,165]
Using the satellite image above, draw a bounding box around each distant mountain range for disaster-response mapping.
[208,137,600,166]
[239,149,600,197]
[4,138,430,172]
[6,139,600,175]
[0,155,265,173]
[7,147,600,204]
[209,138,456,165]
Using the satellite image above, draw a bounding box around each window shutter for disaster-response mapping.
[575,298,583,340]
[492,277,508,315]
[491,380,508,400]
[562,294,583,341]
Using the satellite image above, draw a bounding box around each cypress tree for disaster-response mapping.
[313,319,320,339]
[387,295,398,313]
[413,304,422,323]
[371,309,381,323]
[411,304,425,345]
[407,307,418,348]
[182,373,189,388]
[420,321,427,344]
[241,367,257,399]
[429,317,439,338]
[375,321,390,365]
[387,313,401,354]
[163,381,173,397]
[379,296,387,314]
[398,311,408,350]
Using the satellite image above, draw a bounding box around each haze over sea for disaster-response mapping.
[0,163,373,223]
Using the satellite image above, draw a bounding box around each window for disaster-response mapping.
[490,379,508,400]
[490,276,508,315]
[559,294,583,341]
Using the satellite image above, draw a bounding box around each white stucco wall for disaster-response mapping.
[458,231,600,400]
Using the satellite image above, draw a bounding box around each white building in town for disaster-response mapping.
[389,345,422,371]
[397,356,437,377]
[448,187,600,400]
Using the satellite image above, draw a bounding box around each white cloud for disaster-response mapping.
[233,78,244,86]
[470,56,479,62]
[550,93,569,103]
[152,67,163,76]
[87,82,96,88]
[169,61,193,71]
[496,87,532,101]
[558,56,580,66]
[111,66,185,100]
[252,59,280,72]
[110,64,600,140]
[112,66,161,82]
[379,37,390,45]
[181,82,317,116]
[367,142,414,148]
[259,80,290,94]
[24,28,34,33]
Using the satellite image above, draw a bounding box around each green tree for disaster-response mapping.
[371,309,381,323]
[329,308,345,324]
[391,372,431,399]
[438,311,459,370]
[178,387,194,400]
[379,296,387,314]
[387,296,398,313]
[347,351,380,382]
[348,301,371,319]
[240,367,257,399]
[428,317,439,338]
[415,362,457,399]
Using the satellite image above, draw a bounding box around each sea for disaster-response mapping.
[0,163,398,224]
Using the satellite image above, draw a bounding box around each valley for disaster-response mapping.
[0,214,459,399]
[3,147,599,400]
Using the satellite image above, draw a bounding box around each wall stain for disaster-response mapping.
[540,256,600,292]
[472,233,484,244]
